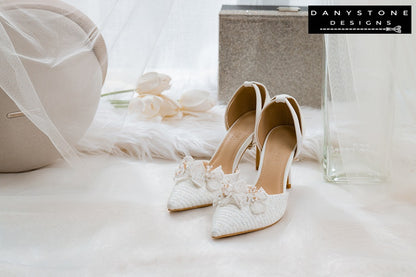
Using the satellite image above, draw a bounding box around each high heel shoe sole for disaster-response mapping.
[168,203,212,212]
[211,216,283,239]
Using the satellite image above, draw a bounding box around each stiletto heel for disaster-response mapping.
[167,82,270,212]
[212,94,303,238]
[286,169,292,189]
[255,146,260,170]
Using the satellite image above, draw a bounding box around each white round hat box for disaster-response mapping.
[0,0,107,172]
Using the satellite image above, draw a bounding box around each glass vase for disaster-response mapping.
[323,34,395,183]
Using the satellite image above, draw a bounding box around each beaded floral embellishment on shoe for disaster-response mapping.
[174,156,225,192]
[213,179,268,215]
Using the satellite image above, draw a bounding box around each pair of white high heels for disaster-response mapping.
[167,81,303,239]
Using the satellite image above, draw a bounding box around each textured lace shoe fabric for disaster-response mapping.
[167,156,238,211]
[211,179,288,238]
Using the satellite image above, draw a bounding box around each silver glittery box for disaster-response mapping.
[219,5,325,108]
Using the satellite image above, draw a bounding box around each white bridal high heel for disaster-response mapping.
[167,82,270,212]
[211,94,303,238]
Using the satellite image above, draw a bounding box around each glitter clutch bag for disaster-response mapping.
[218,5,324,108]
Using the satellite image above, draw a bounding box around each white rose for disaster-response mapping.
[179,90,216,112]
[135,72,171,95]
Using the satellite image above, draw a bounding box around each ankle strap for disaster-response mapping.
[256,94,303,159]
[225,82,270,142]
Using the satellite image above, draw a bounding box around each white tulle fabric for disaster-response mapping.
[167,156,238,211]
[0,1,104,165]
[0,0,175,165]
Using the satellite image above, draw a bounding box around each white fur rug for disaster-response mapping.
[76,100,416,198]
[77,101,322,162]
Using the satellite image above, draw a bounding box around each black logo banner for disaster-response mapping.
[308,5,411,34]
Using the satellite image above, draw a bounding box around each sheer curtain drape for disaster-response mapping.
[1,0,415,175]
[64,0,416,177]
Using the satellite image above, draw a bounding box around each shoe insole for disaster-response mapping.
[209,111,256,174]
[256,126,296,195]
